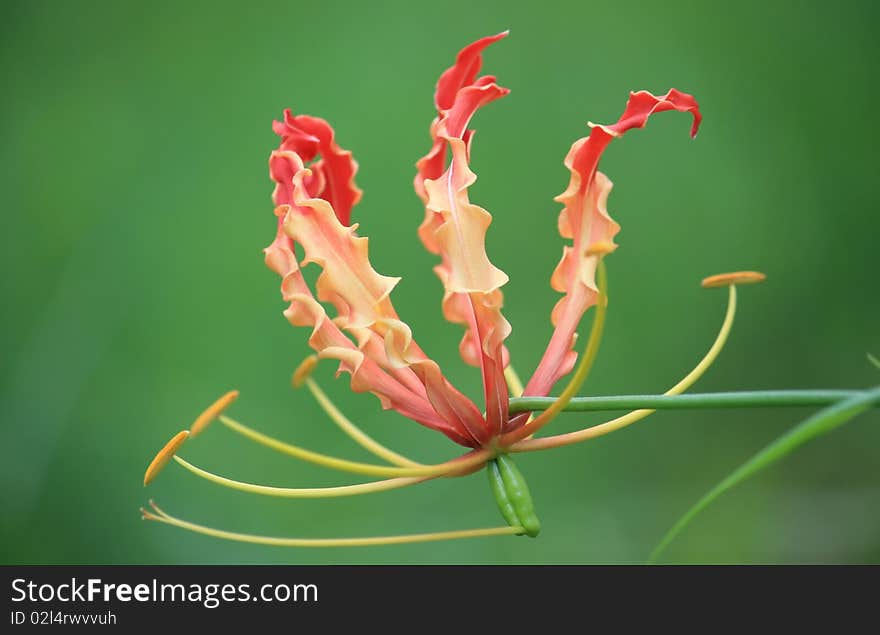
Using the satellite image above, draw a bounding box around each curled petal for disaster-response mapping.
[592,88,701,139]
[416,83,509,238]
[264,182,447,435]
[267,134,489,446]
[318,345,470,444]
[415,33,508,204]
[416,35,512,435]
[425,165,511,434]
[272,113,320,159]
[376,317,488,446]
[408,358,488,447]
[349,323,430,398]
[434,31,508,111]
[280,284,452,435]
[273,110,362,224]
[424,140,509,295]
[282,190,489,444]
[282,188,400,331]
[524,89,702,398]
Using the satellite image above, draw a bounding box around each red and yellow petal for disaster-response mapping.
[415,34,513,435]
[525,89,702,398]
[266,113,491,446]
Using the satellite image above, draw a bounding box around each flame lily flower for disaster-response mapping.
[142,32,763,547]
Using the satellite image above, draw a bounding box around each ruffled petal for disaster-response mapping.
[415,33,508,209]
[434,31,508,112]
[273,109,362,225]
[265,202,446,429]
[267,135,489,446]
[284,190,400,331]
[415,34,512,435]
[524,89,702,398]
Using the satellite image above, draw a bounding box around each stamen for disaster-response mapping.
[500,259,608,446]
[303,377,424,468]
[511,283,738,452]
[190,390,240,437]
[701,270,766,288]
[172,456,428,497]
[504,365,525,398]
[292,355,319,388]
[503,365,531,427]
[218,414,492,478]
[141,499,170,521]
[142,501,523,547]
[143,430,189,486]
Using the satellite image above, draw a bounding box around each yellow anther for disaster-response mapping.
[701,270,766,288]
[292,355,319,388]
[189,390,240,437]
[585,241,616,257]
[143,430,189,486]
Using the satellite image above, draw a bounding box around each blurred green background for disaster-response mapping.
[1,0,877,564]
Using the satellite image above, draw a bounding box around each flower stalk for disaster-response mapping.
[510,390,876,413]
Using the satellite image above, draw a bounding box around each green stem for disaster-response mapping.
[508,390,873,414]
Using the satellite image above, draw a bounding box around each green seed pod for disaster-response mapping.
[487,459,522,533]
[487,455,541,537]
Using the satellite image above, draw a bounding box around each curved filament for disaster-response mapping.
[501,259,608,446]
[504,365,525,398]
[218,415,491,478]
[304,377,423,467]
[173,456,428,498]
[511,284,737,452]
[142,501,522,547]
